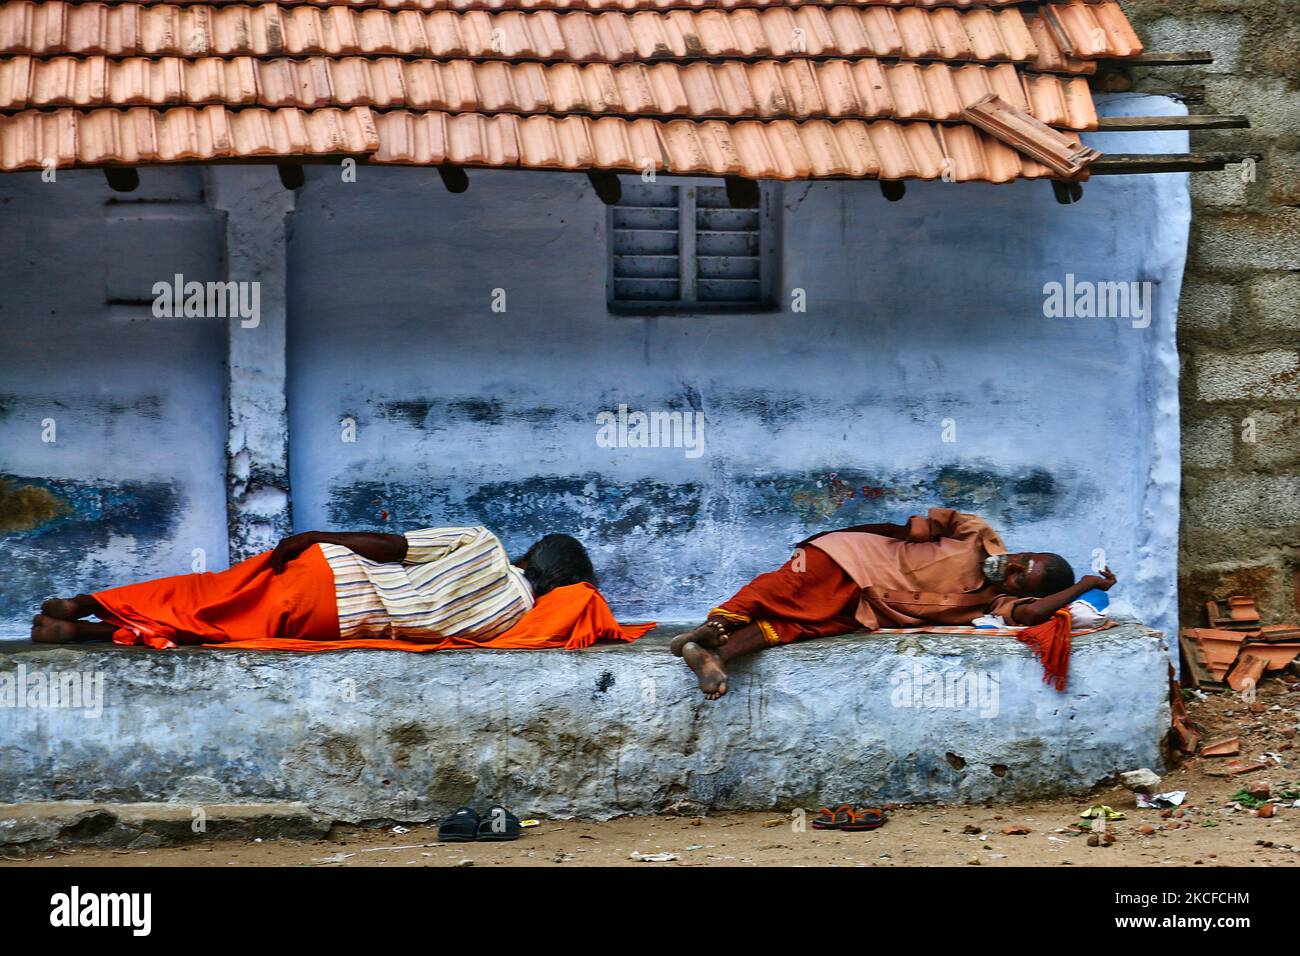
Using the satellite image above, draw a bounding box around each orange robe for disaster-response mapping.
[808,508,1034,629]
[710,545,861,646]
[213,581,654,652]
[96,546,654,652]
[710,513,1075,690]
[95,544,340,648]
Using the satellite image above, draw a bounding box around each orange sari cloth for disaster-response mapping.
[99,547,655,652]
[97,544,340,648]
[215,581,655,652]
[1014,608,1073,691]
[712,546,861,646]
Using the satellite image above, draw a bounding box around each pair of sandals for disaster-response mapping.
[812,804,886,831]
[437,805,523,842]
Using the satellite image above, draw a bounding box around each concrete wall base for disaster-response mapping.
[0,802,330,855]
[0,625,1170,821]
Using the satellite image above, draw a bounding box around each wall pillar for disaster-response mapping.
[205,168,297,561]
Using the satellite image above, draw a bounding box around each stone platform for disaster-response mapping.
[0,801,330,854]
[0,624,1170,822]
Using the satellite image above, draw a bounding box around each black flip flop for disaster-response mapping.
[437,806,481,842]
[476,805,522,841]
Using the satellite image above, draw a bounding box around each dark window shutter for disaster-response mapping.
[694,185,763,304]
[611,182,680,303]
[609,179,775,311]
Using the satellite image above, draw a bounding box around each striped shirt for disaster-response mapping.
[320,526,534,642]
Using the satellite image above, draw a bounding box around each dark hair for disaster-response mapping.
[519,534,598,598]
[1038,553,1075,597]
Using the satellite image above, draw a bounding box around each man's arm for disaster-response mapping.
[1009,568,1116,626]
[270,531,408,573]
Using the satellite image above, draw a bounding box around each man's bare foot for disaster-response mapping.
[669,622,726,657]
[681,641,728,700]
[40,597,82,620]
[31,614,77,643]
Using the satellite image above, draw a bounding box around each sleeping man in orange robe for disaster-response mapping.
[29,528,612,649]
[670,508,1117,699]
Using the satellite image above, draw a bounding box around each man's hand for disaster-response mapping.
[269,531,321,574]
[1010,567,1116,626]
[1079,567,1117,592]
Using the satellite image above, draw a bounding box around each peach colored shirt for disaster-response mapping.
[808,507,1033,629]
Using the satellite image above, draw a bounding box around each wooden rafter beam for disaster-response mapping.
[1090,153,1261,175]
[1123,52,1215,66]
[1095,115,1250,131]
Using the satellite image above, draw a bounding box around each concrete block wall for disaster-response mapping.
[1123,1,1300,627]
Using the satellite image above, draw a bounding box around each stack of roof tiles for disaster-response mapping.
[0,0,1144,181]
[1180,595,1300,690]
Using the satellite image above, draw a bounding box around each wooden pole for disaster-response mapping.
[1095,115,1250,131]
[1090,153,1259,174]
[1124,52,1215,65]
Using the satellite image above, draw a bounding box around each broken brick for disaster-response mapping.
[1201,736,1241,757]
[962,93,1101,178]
[1228,653,1269,692]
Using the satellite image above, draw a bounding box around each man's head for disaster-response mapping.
[985,552,1074,597]
[516,534,598,598]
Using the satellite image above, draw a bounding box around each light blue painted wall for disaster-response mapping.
[286,95,1188,643]
[0,94,1188,650]
[0,168,231,631]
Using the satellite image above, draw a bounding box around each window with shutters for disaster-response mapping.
[607,179,779,313]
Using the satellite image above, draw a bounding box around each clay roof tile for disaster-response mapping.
[0,0,1142,179]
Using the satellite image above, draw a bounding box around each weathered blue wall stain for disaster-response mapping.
[0,474,181,622]
[317,465,1073,617]
[325,475,705,540]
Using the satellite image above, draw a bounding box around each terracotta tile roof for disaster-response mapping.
[0,104,377,167]
[963,89,1096,175]
[1,3,1057,62]
[373,108,1065,180]
[0,0,1143,180]
[0,55,1098,127]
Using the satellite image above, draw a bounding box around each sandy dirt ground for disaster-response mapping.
[6,673,1299,868]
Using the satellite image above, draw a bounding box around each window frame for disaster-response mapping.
[606,176,782,316]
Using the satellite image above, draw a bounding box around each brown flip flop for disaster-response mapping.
[842,807,886,831]
[812,804,855,830]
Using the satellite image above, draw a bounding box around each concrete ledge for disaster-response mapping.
[0,625,1170,821]
[0,802,330,855]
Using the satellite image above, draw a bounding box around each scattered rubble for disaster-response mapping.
[1119,769,1162,793]
[1136,791,1186,809]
